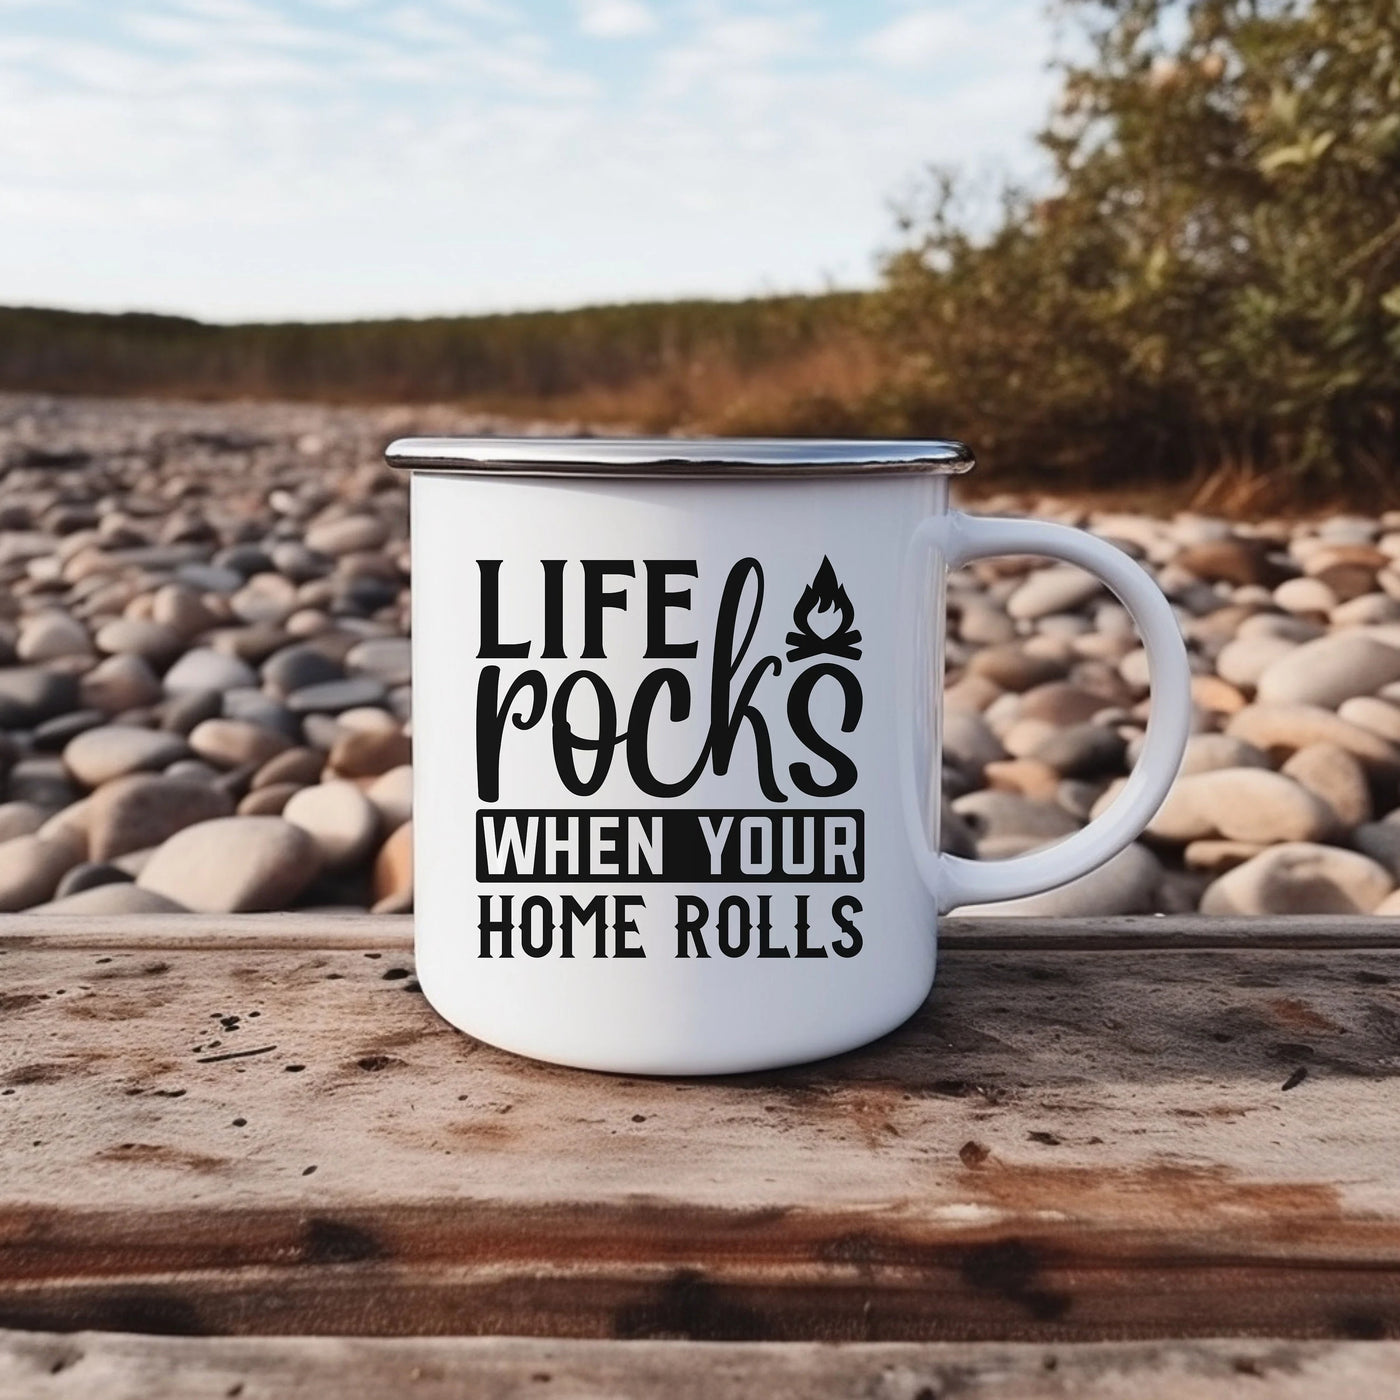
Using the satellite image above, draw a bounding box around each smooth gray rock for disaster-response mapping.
[1177,733,1271,776]
[1032,723,1126,778]
[306,514,389,556]
[285,677,387,715]
[1147,768,1336,845]
[957,843,1160,917]
[188,718,293,769]
[1255,633,1400,708]
[952,789,1082,843]
[283,779,380,870]
[345,636,411,686]
[1226,703,1400,774]
[86,773,234,862]
[0,831,84,911]
[262,643,345,698]
[53,861,132,899]
[0,668,79,726]
[366,765,412,833]
[1200,842,1393,915]
[1006,565,1103,620]
[63,725,190,788]
[30,883,188,914]
[0,802,50,844]
[94,618,184,663]
[137,816,323,912]
[81,652,164,713]
[17,611,91,661]
[941,711,1007,778]
[163,647,258,694]
[1281,743,1372,828]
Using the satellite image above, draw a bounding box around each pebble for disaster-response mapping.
[1146,768,1336,845]
[956,599,1015,645]
[262,643,346,697]
[0,802,49,844]
[221,688,299,737]
[957,843,1161,917]
[0,668,79,727]
[33,709,106,751]
[1336,696,1400,744]
[87,774,234,862]
[17,611,92,662]
[161,688,224,735]
[327,726,412,778]
[372,820,413,912]
[1001,718,1060,760]
[335,705,400,734]
[1183,839,1267,874]
[188,718,293,769]
[285,677,388,714]
[283,780,380,869]
[7,758,79,810]
[1017,682,1113,726]
[239,782,302,816]
[53,861,131,899]
[306,514,389,556]
[1280,743,1372,828]
[1190,674,1247,714]
[1255,633,1400,708]
[163,647,259,694]
[31,883,188,915]
[366,765,412,832]
[1274,576,1337,615]
[1352,823,1400,881]
[81,653,164,713]
[984,758,1061,801]
[966,644,1067,692]
[1006,565,1102,621]
[94,618,183,664]
[63,725,190,788]
[253,746,327,789]
[1226,704,1400,774]
[137,816,323,912]
[0,831,84,911]
[1176,539,1276,587]
[952,790,1082,846]
[943,708,1008,779]
[1032,723,1126,778]
[152,583,218,637]
[1175,729,1268,775]
[346,635,412,685]
[1200,842,1393,915]
[12,397,1400,921]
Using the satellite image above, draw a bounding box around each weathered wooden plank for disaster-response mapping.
[4,912,1400,953]
[1,922,1398,1341]
[4,1331,1400,1400]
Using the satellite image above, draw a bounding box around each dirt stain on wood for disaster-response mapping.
[93,1143,227,1172]
[1268,998,1344,1034]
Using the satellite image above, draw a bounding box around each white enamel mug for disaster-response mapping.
[388,438,1191,1075]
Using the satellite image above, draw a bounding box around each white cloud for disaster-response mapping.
[0,0,1057,319]
[860,8,976,69]
[575,0,655,39]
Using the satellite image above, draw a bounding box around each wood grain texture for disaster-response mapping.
[6,912,1400,952]
[3,1331,1400,1400]
[0,916,1398,1341]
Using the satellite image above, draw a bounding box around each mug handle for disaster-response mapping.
[902,510,1193,913]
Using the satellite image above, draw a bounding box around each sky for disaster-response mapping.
[0,0,1058,322]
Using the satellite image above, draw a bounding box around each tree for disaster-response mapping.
[879,0,1400,500]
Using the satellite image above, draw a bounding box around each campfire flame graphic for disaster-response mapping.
[786,557,863,662]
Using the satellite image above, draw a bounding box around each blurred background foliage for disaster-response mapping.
[4,0,1397,505]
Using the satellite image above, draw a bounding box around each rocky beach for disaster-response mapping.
[2,392,1400,918]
